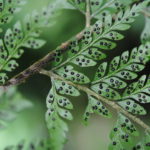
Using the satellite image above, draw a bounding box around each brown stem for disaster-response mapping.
[85,0,91,28]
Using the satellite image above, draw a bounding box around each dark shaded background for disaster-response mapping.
[0,0,149,149]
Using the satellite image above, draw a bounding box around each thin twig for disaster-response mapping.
[40,69,150,132]
[85,0,91,28]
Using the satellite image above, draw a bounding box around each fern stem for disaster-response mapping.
[0,28,35,72]
[2,31,84,87]
[85,0,91,28]
[40,69,150,133]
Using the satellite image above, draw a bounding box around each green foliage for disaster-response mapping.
[52,2,144,86]
[110,114,150,150]
[67,0,136,19]
[133,133,150,150]
[4,139,51,150]
[0,87,32,130]
[44,1,150,150]
[45,79,77,150]
[0,5,54,84]
[109,113,139,150]
[83,95,111,124]
[1,0,150,150]
[118,74,150,115]
[91,43,150,100]
[0,0,26,30]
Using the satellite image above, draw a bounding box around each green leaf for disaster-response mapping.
[82,47,106,60]
[122,75,150,104]
[55,80,80,96]
[0,87,33,130]
[56,65,90,84]
[22,38,46,49]
[71,55,96,67]
[58,108,73,120]
[92,43,150,97]
[0,0,26,27]
[118,100,146,115]
[52,2,145,89]
[91,82,121,100]
[0,5,57,84]
[45,79,75,150]
[133,132,150,150]
[3,139,52,150]
[93,40,117,50]
[83,95,111,124]
[109,113,139,150]
[67,0,137,20]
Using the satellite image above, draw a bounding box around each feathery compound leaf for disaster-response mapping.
[0,6,56,84]
[0,0,26,28]
[109,113,139,150]
[51,3,144,88]
[91,43,150,100]
[83,95,111,124]
[45,78,79,150]
[0,87,33,129]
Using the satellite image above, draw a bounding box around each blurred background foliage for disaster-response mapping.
[0,0,149,149]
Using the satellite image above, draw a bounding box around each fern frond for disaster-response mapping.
[118,74,150,115]
[0,0,26,29]
[51,2,144,84]
[109,113,139,150]
[41,69,150,150]
[110,114,150,150]
[45,78,78,150]
[0,87,32,129]
[91,43,150,100]
[0,6,54,84]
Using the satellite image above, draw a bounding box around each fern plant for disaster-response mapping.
[1,0,150,150]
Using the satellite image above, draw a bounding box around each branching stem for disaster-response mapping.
[40,69,150,133]
[85,0,91,28]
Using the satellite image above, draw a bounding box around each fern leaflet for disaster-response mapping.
[0,87,32,129]
[0,0,26,29]
[109,113,139,150]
